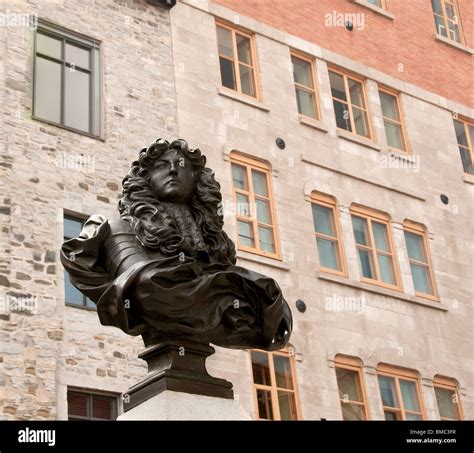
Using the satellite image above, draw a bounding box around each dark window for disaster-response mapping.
[64,215,95,309]
[67,389,118,420]
[33,22,100,136]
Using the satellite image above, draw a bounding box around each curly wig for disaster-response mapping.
[119,138,236,264]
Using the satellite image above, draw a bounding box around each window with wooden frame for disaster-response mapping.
[230,153,279,258]
[366,0,387,9]
[350,206,401,289]
[379,88,409,152]
[33,22,101,136]
[433,376,463,420]
[64,214,95,309]
[67,389,118,420]
[376,365,425,420]
[250,349,301,420]
[403,221,438,300]
[431,0,464,44]
[335,355,370,420]
[453,118,474,175]
[328,68,372,139]
[311,193,346,276]
[291,51,319,120]
[216,21,258,98]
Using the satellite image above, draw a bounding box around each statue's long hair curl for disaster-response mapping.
[119,138,236,264]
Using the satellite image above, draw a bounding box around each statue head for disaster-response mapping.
[119,138,236,262]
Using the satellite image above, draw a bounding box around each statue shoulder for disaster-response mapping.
[108,218,135,235]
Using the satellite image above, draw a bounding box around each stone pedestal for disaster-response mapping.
[118,390,252,420]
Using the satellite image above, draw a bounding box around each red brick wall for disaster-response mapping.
[213,0,473,108]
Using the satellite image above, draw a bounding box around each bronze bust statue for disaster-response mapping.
[61,138,292,408]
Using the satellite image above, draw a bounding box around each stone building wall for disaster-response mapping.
[0,0,177,420]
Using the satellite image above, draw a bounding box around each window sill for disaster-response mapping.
[462,173,474,184]
[65,303,96,312]
[32,116,104,141]
[353,0,394,20]
[236,250,289,271]
[337,129,381,152]
[434,34,474,55]
[218,88,270,112]
[298,115,329,133]
[317,272,448,311]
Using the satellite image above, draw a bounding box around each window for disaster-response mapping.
[230,154,279,258]
[350,206,401,289]
[291,52,319,119]
[250,349,300,420]
[403,221,438,300]
[433,376,463,420]
[335,356,370,420]
[377,365,425,420]
[64,214,95,309]
[216,22,258,98]
[311,193,346,275]
[67,389,118,420]
[379,88,408,152]
[453,118,474,175]
[33,22,101,136]
[329,69,371,139]
[431,0,464,44]
[366,0,386,8]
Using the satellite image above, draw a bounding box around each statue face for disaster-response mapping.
[150,149,195,203]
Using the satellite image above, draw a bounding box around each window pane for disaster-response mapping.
[273,355,293,389]
[258,226,275,253]
[353,106,369,137]
[348,79,365,108]
[252,170,268,197]
[312,204,334,237]
[448,20,461,43]
[342,403,366,420]
[410,263,433,294]
[278,391,298,420]
[435,387,457,419]
[37,32,62,59]
[238,220,255,247]
[64,217,83,239]
[379,91,400,121]
[256,389,274,420]
[251,351,271,386]
[64,271,84,306]
[236,193,251,217]
[292,56,312,87]
[317,238,339,270]
[65,43,90,69]
[378,375,399,408]
[459,147,474,174]
[231,163,247,190]
[367,0,382,6]
[236,34,252,65]
[352,216,369,246]
[92,395,114,420]
[431,0,443,15]
[384,121,405,150]
[453,120,468,146]
[256,199,271,224]
[400,379,421,413]
[445,2,455,19]
[67,392,89,418]
[468,125,474,149]
[65,68,90,132]
[404,231,425,262]
[329,71,346,101]
[358,249,374,279]
[219,57,236,90]
[217,26,233,58]
[296,88,316,118]
[333,100,351,131]
[384,410,401,420]
[434,14,448,37]
[336,368,362,402]
[372,222,390,252]
[239,64,256,97]
[378,254,396,285]
[406,413,422,420]
[34,56,62,123]
[85,298,95,309]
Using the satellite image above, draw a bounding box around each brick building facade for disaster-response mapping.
[0,0,472,420]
